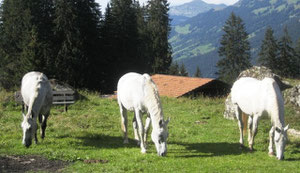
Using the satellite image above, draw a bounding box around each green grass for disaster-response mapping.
[252,7,269,15]
[1,91,300,172]
[191,43,216,55]
[276,4,287,12]
[175,24,191,35]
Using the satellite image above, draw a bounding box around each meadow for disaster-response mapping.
[0,90,300,172]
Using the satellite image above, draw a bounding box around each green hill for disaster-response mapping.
[169,0,300,77]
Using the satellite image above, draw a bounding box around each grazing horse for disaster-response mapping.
[117,72,170,156]
[231,77,288,160]
[21,71,53,147]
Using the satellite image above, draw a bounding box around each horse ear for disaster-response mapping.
[159,120,163,127]
[165,117,170,126]
[284,124,289,131]
[275,127,282,133]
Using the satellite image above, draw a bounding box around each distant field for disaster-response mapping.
[0,90,300,172]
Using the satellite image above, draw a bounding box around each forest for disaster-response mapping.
[0,0,172,92]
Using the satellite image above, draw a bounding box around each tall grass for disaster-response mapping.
[0,91,300,172]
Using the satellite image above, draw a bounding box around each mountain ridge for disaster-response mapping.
[169,0,226,25]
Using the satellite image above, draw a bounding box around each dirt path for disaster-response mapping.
[0,155,68,173]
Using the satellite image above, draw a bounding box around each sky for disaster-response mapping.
[97,0,239,9]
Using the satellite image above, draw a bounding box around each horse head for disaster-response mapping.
[151,118,170,156]
[274,125,289,160]
[21,113,36,148]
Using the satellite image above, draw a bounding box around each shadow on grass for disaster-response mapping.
[170,141,250,158]
[73,133,139,149]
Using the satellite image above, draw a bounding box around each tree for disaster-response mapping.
[194,66,202,77]
[296,37,300,57]
[277,26,298,78]
[53,0,102,89]
[257,27,279,73]
[147,0,172,74]
[168,61,180,75]
[179,63,188,76]
[217,12,252,84]
[105,0,141,89]
[0,0,55,89]
[295,37,300,77]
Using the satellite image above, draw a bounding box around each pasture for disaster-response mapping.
[0,90,300,172]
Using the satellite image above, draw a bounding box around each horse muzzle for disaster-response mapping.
[23,141,32,148]
[158,151,167,157]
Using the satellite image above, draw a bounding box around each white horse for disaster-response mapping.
[231,77,289,160]
[117,72,170,156]
[21,71,53,147]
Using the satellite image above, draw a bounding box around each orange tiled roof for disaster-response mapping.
[151,74,214,98]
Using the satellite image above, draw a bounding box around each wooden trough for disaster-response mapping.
[15,90,75,112]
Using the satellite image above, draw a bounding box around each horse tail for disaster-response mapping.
[242,112,248,134]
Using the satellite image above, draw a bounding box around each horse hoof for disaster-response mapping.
[141,149,147,154]
[123,139,129,144]
[268,152,275,156]
[239,144,244,150]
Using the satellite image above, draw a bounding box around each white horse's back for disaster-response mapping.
[231,77,281,116]
[117,72,150,111]
[21,71,52,115]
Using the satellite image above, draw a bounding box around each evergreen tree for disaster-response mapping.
[295,37,300,77]
[53,0,102,88]
[75,0,103,89]
[296,37,300,57]
[24,0,55,75]
[217,12,252,84]
[194,66,202,77]
[168,61,180,75]
[277,27,298,78]
[147,0,172,74]
[0,0,35,88]
[179,63,188,76]
[107,0,140,88]
[0,0,55,89]
[257,27,279,73]
[135,3,152,73]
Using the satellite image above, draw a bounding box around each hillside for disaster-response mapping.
[169,0,226,25]
[169,0,300,77]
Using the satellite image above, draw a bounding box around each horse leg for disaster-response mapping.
[22,105,28,114]
[135,109,146,154]
[248,116,253,148]
[32,113,38,144]
[132,115,140,145]
[268,126,275,156]
[40,112,49,139]
[144,115,151,144]
[249,115,259,151]
[235,105,244,148]
[33,122,38,144]
[120,105,128,144]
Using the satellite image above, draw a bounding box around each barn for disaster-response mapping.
[151,74,230,98]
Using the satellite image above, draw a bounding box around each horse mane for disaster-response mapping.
[266,78,285,128]
[25,73,46,119]
[143,74,164,124]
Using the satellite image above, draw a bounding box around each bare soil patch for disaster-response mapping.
[0,155,68,173]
